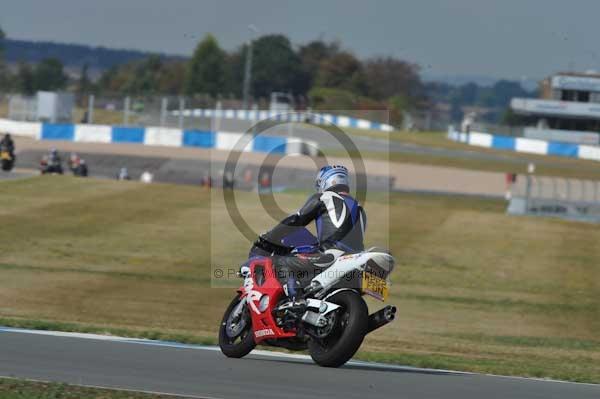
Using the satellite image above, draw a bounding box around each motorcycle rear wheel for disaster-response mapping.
[218,295,256,358]
[308,290,368,367]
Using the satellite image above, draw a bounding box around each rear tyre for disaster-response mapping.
[1,159,12,171]
[218,295,256,358]
[308,290,368,367]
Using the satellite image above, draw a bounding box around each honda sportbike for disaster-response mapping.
[218,228,396,367]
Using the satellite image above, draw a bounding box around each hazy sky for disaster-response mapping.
[2,0,600,80]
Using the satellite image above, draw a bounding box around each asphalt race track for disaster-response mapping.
[171,116,518,162]
[0,328,598,399]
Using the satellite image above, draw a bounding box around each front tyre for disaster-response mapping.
[308,290,368,367]
[218,295,256,358]
[1,159,13,171]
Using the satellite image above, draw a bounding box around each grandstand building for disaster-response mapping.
[511,72,600,145]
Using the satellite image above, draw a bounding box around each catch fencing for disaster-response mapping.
[508,175,600,223]
[0,93,394,132]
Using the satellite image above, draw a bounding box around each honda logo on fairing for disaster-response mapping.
[254,328,275,338]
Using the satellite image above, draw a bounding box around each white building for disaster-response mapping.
[8,91,74,123]
[511,72,600,145]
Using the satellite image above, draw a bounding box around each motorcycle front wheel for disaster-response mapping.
[308,290,368,367]
[1,159,13,171]
[218,295,256,358]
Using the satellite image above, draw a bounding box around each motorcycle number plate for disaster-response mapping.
[362,272,389,302]
[1,152,9,160]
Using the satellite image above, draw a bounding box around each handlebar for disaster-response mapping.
[253,236,293,256]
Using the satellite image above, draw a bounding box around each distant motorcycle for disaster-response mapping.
[40,155,63,175]
[218,228,396,367]
[0,144,15,172]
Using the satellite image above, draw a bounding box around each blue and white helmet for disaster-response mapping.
[315,165,349,193]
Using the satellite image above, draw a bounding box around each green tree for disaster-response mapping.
[247,34,306,99]
[315,51,368,95]
[33,58,68,91]
[97,56,185,95]
[298,40,339,89]
[17,62,35,95]
[364,57,424,102]
[0,26,5,62]
[0,26,8,89]
[158,61,187,94]
[185,34,226,97]
[122,55,163,94]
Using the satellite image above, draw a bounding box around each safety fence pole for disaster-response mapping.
[88,94,94,124]
[160,97,168,127]
[178,97,185,129]
[123,97,130,125]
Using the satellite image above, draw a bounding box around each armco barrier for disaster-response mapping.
[0,118,317,156]
[173,108,395,132]
[447,129,600,162]
[41,123,75,141]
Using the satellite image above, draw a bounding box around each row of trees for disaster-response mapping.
[96,34,426,121]
[98,34,425,101]
[0,27,69,94]
[426,80,537,123]
[1,28,425,120]
[0,26,533,125]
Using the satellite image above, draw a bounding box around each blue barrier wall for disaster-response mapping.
[252,135,287,154]
[448,129,600,162]
[41,124,75,141]
[182,130,215,148]
[548,142,579,158]
[111,127,145,143]
[491,135,516,150]
[35,122,315,156]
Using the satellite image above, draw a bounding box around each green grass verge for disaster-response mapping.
[0,316,216,346]
[0,377,185,399]
[0,176,599,383]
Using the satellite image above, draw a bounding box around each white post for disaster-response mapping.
[88,94,95,124]
[242,25,259,110]
[242,41,253,110]
[252,104,258,122]
[160,97,168,127]
[525,175,532,212]
[252,104,258,135]
[214,101,222,132]
[123,97,130,125]
[178,97,185,129]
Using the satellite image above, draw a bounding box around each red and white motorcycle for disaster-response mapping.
[218,229,396,367]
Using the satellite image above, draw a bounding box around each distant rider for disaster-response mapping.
[0,134,15,158]
[255,165,366,296]
[41,148,63,174]
[117,167,130,180]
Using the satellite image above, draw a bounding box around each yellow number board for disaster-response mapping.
[362,271,389,301]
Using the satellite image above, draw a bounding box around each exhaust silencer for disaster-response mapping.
[367,305,397,333]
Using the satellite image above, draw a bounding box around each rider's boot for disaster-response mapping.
[285,278,307,314]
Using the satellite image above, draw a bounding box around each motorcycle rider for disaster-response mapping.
[41,148,63,174]
[255,165,366,296]
[0,133,15,158]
